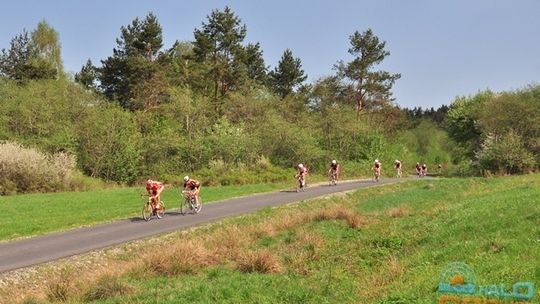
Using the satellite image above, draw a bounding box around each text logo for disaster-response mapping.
[438,262,535,303]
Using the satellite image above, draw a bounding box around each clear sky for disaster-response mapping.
[1,0,539,108]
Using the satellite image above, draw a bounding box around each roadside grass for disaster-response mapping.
[7,175,540,303]
[0,182,294,241]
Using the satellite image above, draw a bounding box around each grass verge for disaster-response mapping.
[0,182,295,241]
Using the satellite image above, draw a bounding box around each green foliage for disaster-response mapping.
[0,79,81,152]
[336,28,401,114]
[192,6,268,107]
[30,20,63,76]
[0,21,62,81]
[76,103,142,183]
[74,58,97,90]
[476,130,536,174]
[447,86,540,174]
[269,49,307,98]
[99,13,167,110]
[445,90,492,152]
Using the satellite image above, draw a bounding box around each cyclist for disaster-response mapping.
[372,159,381,182]
[394,159,402,178]
[421,164,428,177]
[415,162,422,176]
[296,163,308,190]
[145,179,165,207]
[183,176,201,207]
[328,160,341,184]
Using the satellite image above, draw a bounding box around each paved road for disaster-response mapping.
[0,179,398,273]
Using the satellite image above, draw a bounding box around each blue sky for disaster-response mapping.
[1,0,539,108]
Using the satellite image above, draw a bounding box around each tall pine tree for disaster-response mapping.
[99,13,167,111]
[269,49,307,98]
[336,29,400,118]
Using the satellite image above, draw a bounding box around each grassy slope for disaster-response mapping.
[0,182,292,241]
[87,175,540,304]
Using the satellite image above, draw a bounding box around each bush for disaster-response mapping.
[476,131,536,174]
[0,141,77,194]
[84,275,134,301]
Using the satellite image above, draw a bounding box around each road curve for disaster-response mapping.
[0,179,398,273]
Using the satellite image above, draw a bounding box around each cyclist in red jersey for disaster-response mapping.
[183,176,201,207]
[145,179,165,207]
[328,160,341,184]
[415,162,422,176]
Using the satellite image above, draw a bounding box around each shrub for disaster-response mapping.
[476,131,536,174]
[45,268,77,302]
[236,249,282,274]
[0,141,77,194]
[84,275,134,301]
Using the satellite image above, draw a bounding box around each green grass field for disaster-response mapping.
[0,182,293,242]
[76,175,539,304]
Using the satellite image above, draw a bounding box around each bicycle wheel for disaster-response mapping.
[192,196,202,214]
[156,201,165,219]
[142,203,153,221]
[180,198,189,215]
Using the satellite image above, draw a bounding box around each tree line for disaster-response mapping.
[0,7,537,193]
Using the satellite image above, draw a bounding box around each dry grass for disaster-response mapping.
[281,229,324,275]
[141,241,214,277]
[45,268,78,302]
[205,226,249,260]
[357,255,405,300]
[311,207,368,229]
[83,274,135,301]
[236,249,282,274]
[386,205,411,218]
[8,202,367,303]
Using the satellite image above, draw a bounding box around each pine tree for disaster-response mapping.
[75,59,97,90]
[269,49,307,98]
[193,6,248,103]
[99,13,166,110]
[336,29,401,118]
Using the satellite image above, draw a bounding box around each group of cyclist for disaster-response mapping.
[145,176,201,211]
[145,159,435,215]
[295,158,433,187]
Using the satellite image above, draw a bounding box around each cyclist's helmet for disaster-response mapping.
[332,160,337,164]
[183,176,189,182]
[298,164,304,168]
[375,159,379,163]
[395,160,399,163]
[146,179,152,186]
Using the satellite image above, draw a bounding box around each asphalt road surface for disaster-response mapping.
[0,179,399,273]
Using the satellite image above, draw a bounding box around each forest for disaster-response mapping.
[0,7,538,194]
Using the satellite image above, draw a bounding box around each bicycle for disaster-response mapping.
[296,174,306,192]
[329,170,338,186]
[181,190,202,215]
[373,169,381,183]
[141,194,165,221]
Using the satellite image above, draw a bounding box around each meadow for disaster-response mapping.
[6,174,538,303]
